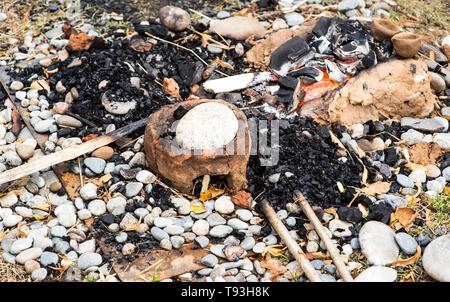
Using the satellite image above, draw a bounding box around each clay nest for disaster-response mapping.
[143,99,251,194]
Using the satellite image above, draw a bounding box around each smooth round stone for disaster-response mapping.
[16,138,37,160]
[115,232,128,243]
[151,226,169,241]
[241,236,255,250]
[195,236,210,248]
[10,238,33,254]
[154,217,174,228]
[396,174,414,188]
[50,225,67,237]
[88,200,107,216]
[160,238,172,250]
[3,215,23,227]
[84,158,106,174]
[125,182,143,198]
[3,151,22,167]
[169,235,184,249]
[252,242,266,254]
[359,221,399,266]
[16,247,43,264]
[323,264,336,275]
[77,252,102,270]
[91,146,114,160]
[320,273,336,282]
[408,170,426,183]
[236,209,253,222]
[15,206,33,218]
[31,268,48,281]
[227,218,248,230]
[427,165,441,178]
[395,232,418,255]
[206,213,227,227]
[201,254,219,267]
[355,266,397,282]
[210,244,226,258]
[263,235,278,245]
[34,119,55,133]
[163,225,184,236]
[24,260,41,273]
[192,219,209,236]
[0,192,18,208]
[135,170,156,184]
[284,12,304,27]
[350,238,360,250]
[40,251,59,266]
[214,196,235,215]
[106,196,126,213]
[443,166,450,181]
[209,225,233,238]
[78,209,92,220]
[175,102,238,150]
[159,6,191,31]
[79,183,97,201]
[422,234,450,282]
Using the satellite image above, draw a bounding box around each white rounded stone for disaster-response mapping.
[422,234,450,282]
[175,102,239,150]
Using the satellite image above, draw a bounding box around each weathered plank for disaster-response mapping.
[0,117,149,186]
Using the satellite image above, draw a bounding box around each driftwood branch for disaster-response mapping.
[260,199,323,282]
[0,117,149,186]
[293,190,354,282]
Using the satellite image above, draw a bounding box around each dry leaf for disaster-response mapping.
[329,130,347,155]
[357,203,368,218]
[393,206,418,229]
[99,173,113,183]
[359,181,391,195]
[405,162,427,172]
[213,58,234,71]
[262,244,285,257]
[199,187,224,202]
[162,77,181,99]
[190,203,206,214]
[260,254,287,282]
[31,79,50,92]
[391,246,421,267]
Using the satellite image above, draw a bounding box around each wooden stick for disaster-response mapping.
[293,190,354,282]
[0,117,149,186]
[259,199,323,282]
[66,111,98,129]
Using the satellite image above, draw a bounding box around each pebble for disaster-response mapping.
[170,236,185,249]
[10,81,24,91]
[16,138,37,160]
[192,219,209,236]
[252,242,266,254]
[77,252,102,270]
[16,247,43,264]
[125,182,143,198]
[359,221,399,266]
[3,151,22,167]
[401,117,449,133]
[208,16,265,41]
[0,192,18,208]
[40,251,59,266]
[106,196,126,213]
[91,146,114,160]
[355,266,397,282]
[84,157,106,174]
[311,259,324,270]
[433,133,450,150]
[227,218,248,230]
[337,0,360,11]
[3,214,23,227]
[201,254,219,267]
[88,200,107,216]
[284,12,304,27]
[396,174,415,188]
[394,232,418,255]
[159,6,191,32]
[24,260,40,273]
[79,183,97,201]
[120,213,139,230]
[31,268,48,281]
[10,238,33,254]
[214,196,235,214]
[408,170,426,184]
[160,238,172,250]
[422,234,450,282]
[209,225,233,238]
[151,227,170,241]
[236,209,253,222]
[135,170,156,184]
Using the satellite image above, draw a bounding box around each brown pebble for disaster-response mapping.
[49,181,62,192]
[24,260,40,273]
[91,146,114,160]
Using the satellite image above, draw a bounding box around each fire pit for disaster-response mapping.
[143,99,251,194]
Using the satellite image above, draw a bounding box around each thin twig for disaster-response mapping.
[66,111,98,129]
